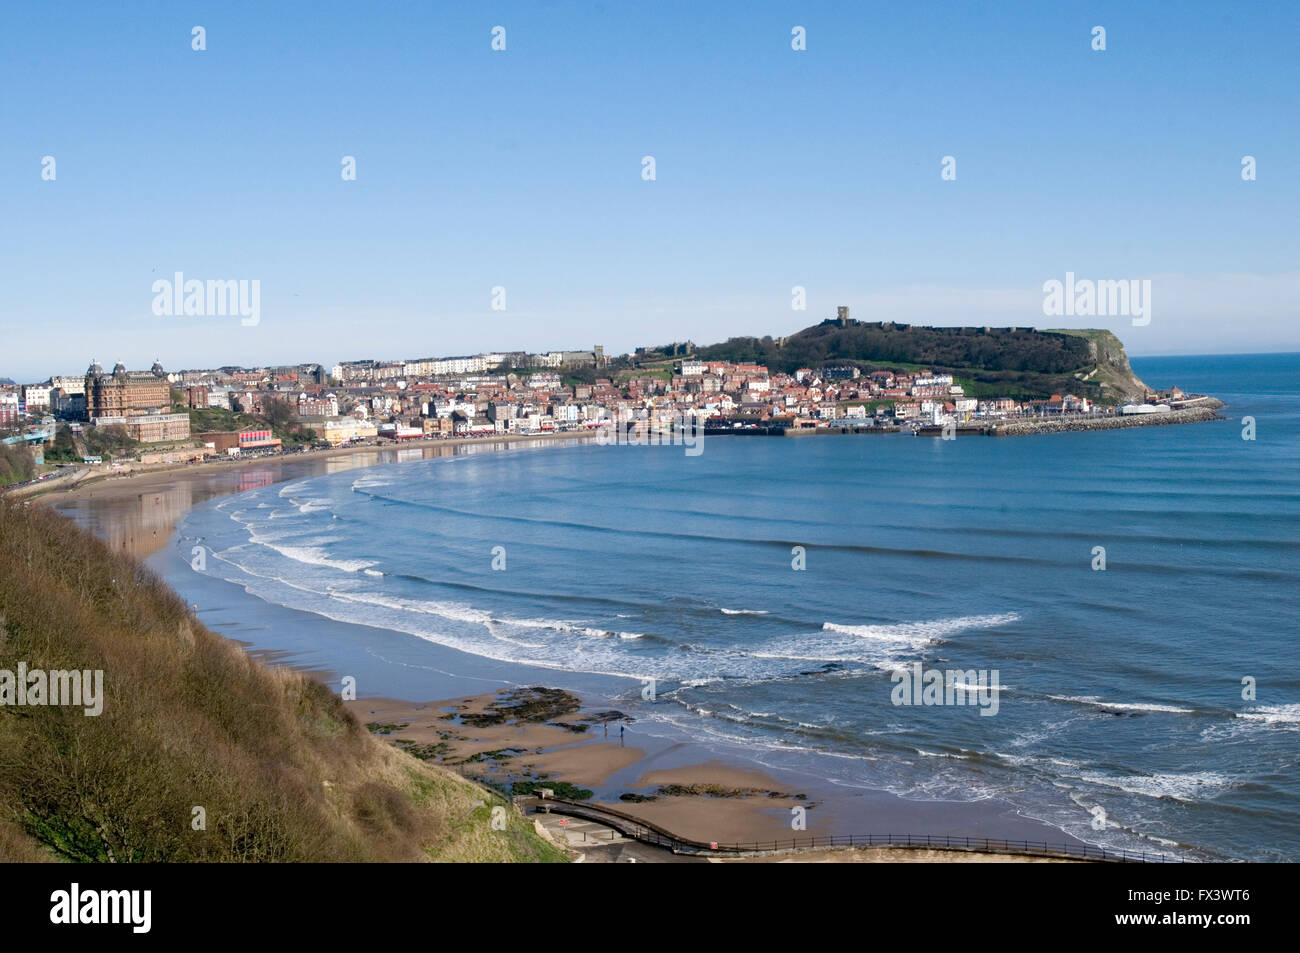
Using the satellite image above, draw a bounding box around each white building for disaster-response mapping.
[49,375,86,396]
[21,384,52,410]
[322,417,379,445]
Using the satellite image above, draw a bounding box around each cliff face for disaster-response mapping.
[1051,329,1149,402]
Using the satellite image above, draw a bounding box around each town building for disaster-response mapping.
[85,360,171,420]
[94,412,191,443]
[321,417,379,446]
[196,429,282,453]
[0,392,19,426]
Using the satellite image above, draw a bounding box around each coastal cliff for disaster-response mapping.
[1047,328,1149,403]
[0,498,566,863]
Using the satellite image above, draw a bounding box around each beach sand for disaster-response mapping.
[348,690,1085,860]
[35,433,1087,862]
[348,692,808,845]
[35,432,595,560]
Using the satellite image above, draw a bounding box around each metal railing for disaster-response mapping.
[524,797,1182,863]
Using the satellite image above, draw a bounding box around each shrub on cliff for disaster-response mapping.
[0,498,565,863]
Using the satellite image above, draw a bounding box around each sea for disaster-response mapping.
[158,353,1300,861]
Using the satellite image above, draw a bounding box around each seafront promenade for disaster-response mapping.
[703,397,1226,439]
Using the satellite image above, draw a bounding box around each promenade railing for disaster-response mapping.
[524,796,1182,863]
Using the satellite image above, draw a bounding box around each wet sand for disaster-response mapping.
[348,691,1085,857]
[37,433,596,560]
[348,692,806,845]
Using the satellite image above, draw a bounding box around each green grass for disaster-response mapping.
[510,780,594,801]
[839,399,894,414]
[616,367,673,382]
[180,406,318,448]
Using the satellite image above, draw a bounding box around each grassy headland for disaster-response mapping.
[0,497,565,862]
[671,320,1151,404]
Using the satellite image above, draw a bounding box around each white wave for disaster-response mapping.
[750,613,1020,672]
[483,620,544,649]
[822,612,1020,646]
[992,751,1084,772]
[253,540,377,574]
[1237,703,1300,725]
[751,651,857,662]
[1080,771,1234,803]
[1050,695,1195,715]
[949,681,1008,692]
[721,608,769,615]
[1005,720,1070,750]
[324,589,491,625]
[500,616,644,641]
[992,751,1031,767]
[314,592,652,649]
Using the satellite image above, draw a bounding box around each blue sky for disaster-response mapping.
[2,0,1297,382]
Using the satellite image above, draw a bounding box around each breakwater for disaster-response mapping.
[989,400,1225,436]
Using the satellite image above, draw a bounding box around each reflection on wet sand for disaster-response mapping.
[45,437,587,561]
[61,484,196,559]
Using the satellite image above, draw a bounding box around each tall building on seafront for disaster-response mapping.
[84,360,171,419]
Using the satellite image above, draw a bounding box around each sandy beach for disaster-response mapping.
[348,690,1089,859]
[34,432,1092,861]
[33,432,597,560]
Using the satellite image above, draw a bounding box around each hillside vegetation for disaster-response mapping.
[180,397,317,447]
[687,320,1149,403]
[0,499,565,862]
[0,444,36,487]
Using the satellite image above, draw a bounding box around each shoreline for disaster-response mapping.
[17,429,599,508]
[10,394,1228,509]
[40,432,1137,861]
[346,690,1106,860]
[34,431,598,560]
[705,398,1226,439]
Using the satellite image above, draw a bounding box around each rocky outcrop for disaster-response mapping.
[1051,329,1149,403]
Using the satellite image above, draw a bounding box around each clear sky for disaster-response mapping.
[2,0,1297,382]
